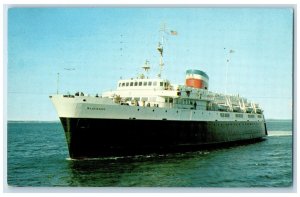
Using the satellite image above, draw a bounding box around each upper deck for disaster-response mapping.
[117,78,171,91]
[102,76,263,114]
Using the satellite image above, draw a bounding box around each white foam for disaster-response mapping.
[267,131,292,137]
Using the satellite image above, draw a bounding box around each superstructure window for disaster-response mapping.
[134,82,138,86]
[148,81,152,86]
[143,81,147,86]
[126,82,129,86]
[220,113,230,117]
[119,83,121,87]
[139,82,142,86]
[122,83,125,87]
[248,115,255,118]
[235,114,243,118]
[130,82,133,86]
[160,82,163,86]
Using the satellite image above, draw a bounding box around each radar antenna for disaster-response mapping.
[141,60,151,79]
[142,60,151,72]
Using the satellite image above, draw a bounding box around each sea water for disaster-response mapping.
[7,120,293,188]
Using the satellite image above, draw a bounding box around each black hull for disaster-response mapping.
[60,117,267,159]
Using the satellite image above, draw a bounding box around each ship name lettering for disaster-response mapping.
[87,106,106,111]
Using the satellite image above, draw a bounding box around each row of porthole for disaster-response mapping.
[135,108,262,122]
[136,108,209,114]
[214,123,259,126]
[135,108,261,121]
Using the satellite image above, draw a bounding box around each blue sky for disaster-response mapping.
[7,7,293,120]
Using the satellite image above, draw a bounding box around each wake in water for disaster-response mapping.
[65,150,211,161]
[267,131,292,137]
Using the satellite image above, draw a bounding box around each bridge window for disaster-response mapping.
[148,81,152,86]
[122,83,125,87]
[134,82,138,86]
[119,83,121,87]
[139,82,142,86]
[143,81,147,86]
[126,82,129,86]
[160,82,163,86]
[130,82,133,86]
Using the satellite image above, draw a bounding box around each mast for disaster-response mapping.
[224,48,234,94]
[157,23,177,78]
[157,42,164,78]
[157,23,166,78]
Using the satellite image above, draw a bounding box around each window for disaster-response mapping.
[122,83,125,87]
[258,115,262,118]
[160,82,163,86]
[148,81,152,86]
[220,113,230,117]
[235,114,243,118]
[139,82,142,86]
[130,82,133,86]
[153,81,157,86]
[119,83,121,87]
[248,115,255,118]
[126,82,129,86]
[143,81,147,86]
[134,82,138,86]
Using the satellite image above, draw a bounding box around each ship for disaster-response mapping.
[50,34,267,159]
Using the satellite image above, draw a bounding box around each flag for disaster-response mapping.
[170,30,178,35]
